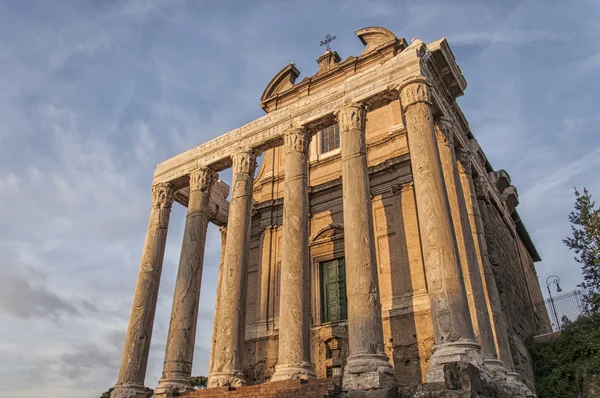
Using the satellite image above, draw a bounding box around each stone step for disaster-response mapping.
[184,377,342,397]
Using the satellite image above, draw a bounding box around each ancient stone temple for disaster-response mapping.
[111,27,551,398]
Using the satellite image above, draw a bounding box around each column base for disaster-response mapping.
[207,370,246,388]
[110,383,147,398]
[426,340,483,383]
[506,371,535,397]
[153,377,194,396]
[342,353,396,391]
[271,362,316,382]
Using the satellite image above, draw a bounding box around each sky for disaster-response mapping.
[0,0,599,397]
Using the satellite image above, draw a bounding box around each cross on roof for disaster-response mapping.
[320,34,336,51]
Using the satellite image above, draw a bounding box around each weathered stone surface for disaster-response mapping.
[434,119,496,363]
[399,79,481,383]
[272,128,315,381]
[112,184,175,398]
[155,168,218,395]
[208,150,257,388]
[335,103,395,390]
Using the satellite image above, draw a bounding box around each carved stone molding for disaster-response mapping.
[189,167,218,192]
[151,183,176,209]
[455,147,472,175]
[283,128,311,154]
[399,78,432,111]
[473,174,490,202]
[231,150,257,175]
[434,117,454,146]
[334,103,366,132]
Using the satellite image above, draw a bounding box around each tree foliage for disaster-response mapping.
[191,375,208,389]
[563,188,600,314]
[532,313,600,397]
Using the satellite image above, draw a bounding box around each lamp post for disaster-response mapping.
[546,275,562,331]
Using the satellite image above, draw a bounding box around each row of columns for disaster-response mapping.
[111,78,519,397]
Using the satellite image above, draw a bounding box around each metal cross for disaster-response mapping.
[320,34,337,51]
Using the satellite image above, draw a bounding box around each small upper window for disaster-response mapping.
[321,124,340,154]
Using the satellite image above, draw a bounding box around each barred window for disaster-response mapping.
[320,124,340,153]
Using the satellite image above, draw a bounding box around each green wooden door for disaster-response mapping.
[321,259,347,323]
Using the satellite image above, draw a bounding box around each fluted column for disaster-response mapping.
[399,79,481,383]
[462,164,515,372]
[335,104,395,391]
[208,149,257,388]
[272,128,315,381]
[112,183,176,398]
[208,226,227,376]
[155,168,218,395]
[434,119,497,366]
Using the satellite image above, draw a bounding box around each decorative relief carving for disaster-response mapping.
[283,128,311,154]
[334,104,366,132]
[434,117,454,146]
[399,79,431,111]
[231,150,257,175]
[189,167,218,192]
[455,147,472,175]
[152,183,176,209]
[473,174,490,202]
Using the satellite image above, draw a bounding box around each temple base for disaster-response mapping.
[110,383,147,398]
[342,354,396,391]
[426,340,483,383]
[271,362,316,381]
[153,377,194,397]
[206,371,246,388]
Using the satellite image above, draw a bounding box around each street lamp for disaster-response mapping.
[546,275,562,331]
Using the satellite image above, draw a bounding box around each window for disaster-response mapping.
[320,258,347,323]
[320,124,340,153]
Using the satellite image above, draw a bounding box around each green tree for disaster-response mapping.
[532,313,600,397]
[191,375,208,389]
[563,188,600,314]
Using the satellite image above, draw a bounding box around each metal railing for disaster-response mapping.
[531,288,589,332]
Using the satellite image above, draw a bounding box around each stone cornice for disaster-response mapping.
[153,37,425,187]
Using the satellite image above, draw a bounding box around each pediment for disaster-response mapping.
[260,63,300,104]
[355,26,400,54]
[310,224,344,243]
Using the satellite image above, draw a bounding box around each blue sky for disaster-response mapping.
[1,0,598,397]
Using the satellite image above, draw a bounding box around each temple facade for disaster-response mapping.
[111,27,550,398]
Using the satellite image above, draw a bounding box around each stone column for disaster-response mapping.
[155,168,218,395]
[112,183,176,398]
[399,79,481,383]
[272,128,315,381]
[207,149,257,388]
[208,226,227,376]
[434,119,497,366]
[335,104,395,390]
[462,164,515,372]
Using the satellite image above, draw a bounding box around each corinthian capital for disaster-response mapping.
[283,128,311,154]
[189,167,218,192]
[231,149,257,175]
[334,103,366,132]
[455,147,472,175]
[434,117,454,146]
[399,78,432,111]
[151,183,176,209]
[473,175,489,202]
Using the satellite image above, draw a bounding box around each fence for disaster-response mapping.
[532,288,590,333]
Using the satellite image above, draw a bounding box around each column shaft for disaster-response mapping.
[272,129,315,381]
[466,170,515,371]
[112,183,175,398]
[208,226,227,376]
[155,168,217,395]
[208,150,257,388]
[336,104,395,391]
[434,120,497,363]
[399,79,480,383]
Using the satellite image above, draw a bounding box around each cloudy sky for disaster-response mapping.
[1,0,598,397]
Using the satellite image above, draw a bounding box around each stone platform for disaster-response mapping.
[180,363,525,398]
